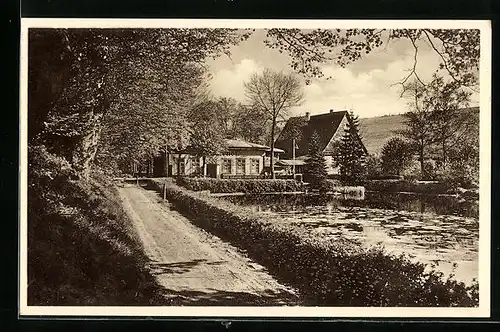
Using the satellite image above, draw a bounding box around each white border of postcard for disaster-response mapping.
[19,18,492,318]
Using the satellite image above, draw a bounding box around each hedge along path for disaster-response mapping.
[117,183,301,306]
[149,179,479,307]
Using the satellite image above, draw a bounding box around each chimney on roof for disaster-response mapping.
[330,109,334,113]
[305,112,310,120]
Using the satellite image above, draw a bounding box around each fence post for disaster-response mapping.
[163,181,167,201]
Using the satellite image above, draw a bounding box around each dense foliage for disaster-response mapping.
[29,28,249,177]
[150,179,479,307]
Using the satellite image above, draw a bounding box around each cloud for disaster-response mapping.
[210,58,410,118]
[209,58,263,101]
[290,64,408,118]
[208,42,473,119]
[291,49,446,119]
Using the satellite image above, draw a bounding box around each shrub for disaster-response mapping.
[324,179,342,189]
[365,154,384,179]
[401,160,422,181]
[422,160,438,181]
[149,178,478,307]
[435,163,479,190]
[380,137,414,176]
[176,177,303,193]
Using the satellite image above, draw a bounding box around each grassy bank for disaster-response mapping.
[28,146,167,305]
[150,178,478,307]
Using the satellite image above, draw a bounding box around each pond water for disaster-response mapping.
[226,194,479,285]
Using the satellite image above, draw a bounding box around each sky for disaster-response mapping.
[206,30,479,119]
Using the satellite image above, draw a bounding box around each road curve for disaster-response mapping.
[118,183,300,306]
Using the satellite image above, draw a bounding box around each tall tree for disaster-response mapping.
[400,75,472,177]
[337,112,367,185]
[423,77,472,169]
[189,100,228,177]
[380,137,414,176]
[305,131,329,191]
[400,81,438,178]
[231,104,270,144]
[244,69,304,179]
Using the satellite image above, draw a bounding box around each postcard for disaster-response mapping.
[19,18,491,318]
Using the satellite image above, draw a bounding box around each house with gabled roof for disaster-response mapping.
[274,109,367,175]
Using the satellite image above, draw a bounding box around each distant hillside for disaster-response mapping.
[359,107,479,156]
[359,114,406,155]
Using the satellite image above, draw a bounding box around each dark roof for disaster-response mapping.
[275,110,348,158]
[180,138,284,155]
[225,139,269,150]
[225,139,284,153]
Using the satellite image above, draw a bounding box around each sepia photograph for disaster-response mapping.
[19,19,491,317]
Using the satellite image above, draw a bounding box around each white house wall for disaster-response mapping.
[324,114,349,154]
[322,114,349,174]
[217,150,265,177]
[167,150,267,177]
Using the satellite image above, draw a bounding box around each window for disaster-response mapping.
[251,159,260,174]
[222,158,232,174]
[236,158,246,175]
[178,160,185,175]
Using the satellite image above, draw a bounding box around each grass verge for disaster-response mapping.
[28,146,167,305]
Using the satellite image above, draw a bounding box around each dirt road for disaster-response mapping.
[118,183,300,306]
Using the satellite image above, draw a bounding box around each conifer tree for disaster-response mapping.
[337,112,367,185]
[305,131,329,191]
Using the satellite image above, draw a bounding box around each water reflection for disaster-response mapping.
[227,194,479,284]
[232,191,478,218]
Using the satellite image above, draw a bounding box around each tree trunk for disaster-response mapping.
[270,117,276,179]
[150,156,154,177]
[419,141,425,180]
[177,152,182,178]
[442,140,447,171]
[202,156,207,177]
[165,146,169,177]
[70,112,103,179]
